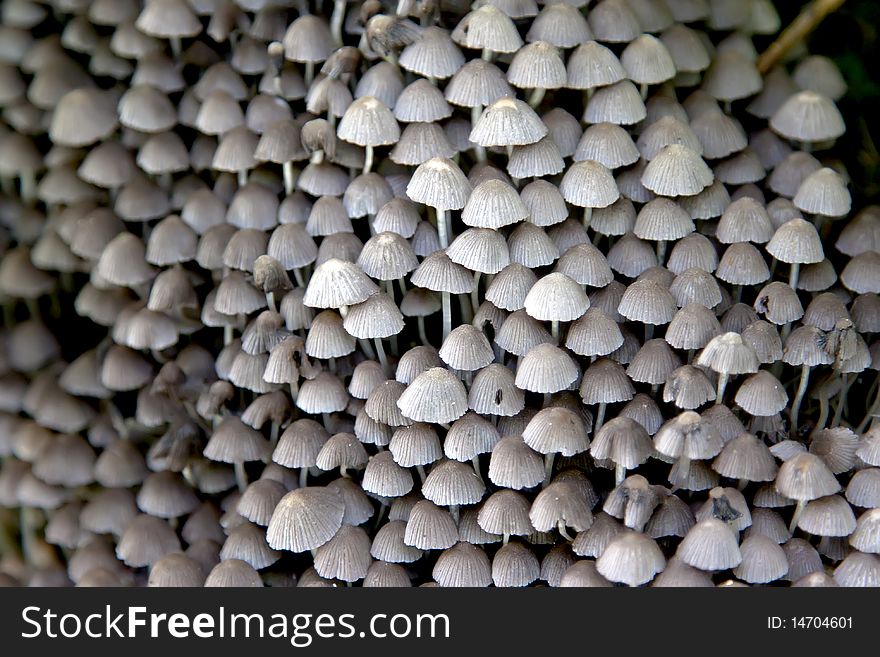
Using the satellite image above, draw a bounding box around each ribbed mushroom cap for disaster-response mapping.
[523,272,589,323]
[460,179,528,230]
[715,243,770,286]
[665,304,721,351]
[733,535,788,584]
[597,531,666,586]
[766,218,824,264]
[447,228,510,275]
[574,123,639,171]
[578,358,634,405]
[399,27,465,80]
[452,5,523,54]
[775,453,841,501]
[797,495,856,537]
[204,559,262,588]
[770,90,845,143]
[477,489,532,538]
[634,197,694,242]
[734,370,788,416]
[136,0,201,38]
[266,487,344,553]
[507,41,566,91]
[491,541,540,588]
[697,332,759,375]
[489,435,545,490]
[394,79,452,123]
[404,500,459,550]
[564,309,623,358]
[313,525,372,583]
[49,88,118,147]
[343,293,404,340]
[204,416,271,464]
[621,34,676,86]
[530,479,594,533]
[637,116,703,162]
[521,407,590,458]
[515,343,579,394]
[850,508,880,553]
[148,553,205,588]
[641,145,713,197]
[484,263,537,312]
[433,542,492,587]
[618,279,677,325]
[337,96,399,147]
[753,281,805,325]
[588,0,641,42]
[397,367,467,424]
[282,15,333,63]
[470,96,548,147]
[712,432,778,483]
[566,40,625,90]
[438,325,494,372]
[654,411,723,461]
[841,251,880,294]
[834,552,880,587]
[560,159,620,209]
[302,258,378,309]
[422,459,485,507]
[590,418,652,470]
[626,339,682,386]
[407,157,471,210]
[676,518,742,571]
[793,167,851,218]
[116,515,181,568]
[663,365,716,410]
[395,346,443,385]
[371,520,423,563]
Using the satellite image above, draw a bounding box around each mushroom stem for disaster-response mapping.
[374,337,390,376]
[223,325,233,346]
[358,338,376,360]
[788,262,800,291]
[282,161,296,195]
[715,372,729,405]
[543,452,555,488]
[737,478,748,491]
[583,206,592,230]
[170,36,182,59]
[674,455,691,488]
[363,144,374,174]
[472,456,483,484]
[790,364,811,436]
[416,465,426,483]
[20,170,35,206]
[330,0,346,46]
[814,392,830,435]
[234,461,248,493]
[595,402,607,433]
[551,320,559,343]
[418,316,430,346]
[789,499,807,533]
[436,208,449,248]
[459,294,473,323]
[557,520,574,542]
[857,376,880,432]
[266,291,276,313]
[293,268,305,287]
[656,240,667,265]
[449,504,460,525]
[832,373,852,427]
[639,82,648,100]
[304,61,315,86]
[299,467,308,489]
[471,106,486,161]
[528,87,546,108]
[289,380,299,401]
[441,291,452,341]
[615,463,626,486]
[471,271,482,316]
[644,323,654,341]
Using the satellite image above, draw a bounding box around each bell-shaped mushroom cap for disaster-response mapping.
[698,332,759,375]
[584,80,647,125]
[399,27,465,80]
[404,500,459,550]
[507,41,567,91]
[489,435,545,490]
[834,552,880,587]
[302,258,378,309]
[485,263,538,312]
[850,508,880,552]
[397,367,468,424]
[663,365,715,410]
[733,534,789,583]
[654,411,723,461]
[841,251,880,295]
[433,542,492,587]
[491,541,540,588]
[621,34,676,86]
[438,325,494,372]
[522,407,590,458]
[770,90,845,143]
[560,159,619,209]
[797,495,856,537]
[702,50,761,102]
[360,451,413,498]
[266,487,344,553]
[313,525,372,583]
[527,2,592,48]
[530,478,594,533]
[766,217,824,264]
[148,553,205,588]
[116,515,181,568]
[371,520,423,563]
[469,96,548,147]
[567,309,624,358]
[343,293,404,340]
[446,228,511,275]
[775,452,841,501]
[734,370,788,416]
[337,96,400,147]
[204,416,270,464]
[590,417,652,470]
[597,531,666,586]
[422,459,485,506]
[283,15,333,63]
[462,179,529,229]
[136,0,201,38]
[716,197,774,244]
[676,518,742,571]
[524,273,589,322]
[394,79,452,123]
[618,279,677,325]
[557,560,613,587]
[478,489,533,538]
[49,88,118,147]
[452,5,523,54]
[407,157,471,210]
[712,432,778,483]
[204,559,263,588]
[793,167,850,218]
[515,343,579,394]
[641,145,713,197]
[389,423,443,468]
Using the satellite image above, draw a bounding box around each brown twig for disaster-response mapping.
[757,0,848,74]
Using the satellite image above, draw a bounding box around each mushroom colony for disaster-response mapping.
[0,0,879,589]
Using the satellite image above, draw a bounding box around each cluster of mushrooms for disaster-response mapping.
[0,0,878,589]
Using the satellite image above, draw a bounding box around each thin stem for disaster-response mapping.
[832,373,852,427]
[418,316,430,346]
[757,0,848,74]
[615,463,626,486]
[543,452,555,488]
[234,461,248,493]
[789,499,807,533]
[436,208,449,249]
[471,271,482,317]
[583,206,592,230]
[374,337,390,377]
[299,467,308,489]
[789,262,800,291]
[441,292,452,342]
[330,0,346,47]
[364,144,374,174]
[283,161,296,195]
[551,320,559,343]
[790,364,811,437]
[471,106,486,162]
[595,402,607,433]
[528,87,546,108]
[716,372,729,405]
[656,240,667,265]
